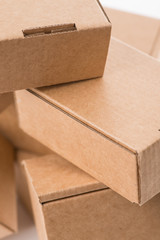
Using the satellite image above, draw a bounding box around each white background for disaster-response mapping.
[101,0,160,19]
[6,1,160,240]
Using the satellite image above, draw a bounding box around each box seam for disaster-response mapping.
[96,0,111,24]
[41,188,108,205]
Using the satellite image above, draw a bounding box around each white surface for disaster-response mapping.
[100,0,160,19]
[7,1,160,240]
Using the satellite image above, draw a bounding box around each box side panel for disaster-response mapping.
[0,134,17,232]
[0,102,51,154]
[0,27,110,93]
[138,139,160,204]
[43,190,160,240]
[24,165,48,240]
[16,90,139,203]
[105,7,160,54]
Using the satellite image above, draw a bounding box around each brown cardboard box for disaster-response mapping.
[105,7,160,56]
[15,38,160,205]
[0,134,17,239]
[0,0,111,93]
[23,154,160,240]
[15,151,37,215]
[0,102,51,155]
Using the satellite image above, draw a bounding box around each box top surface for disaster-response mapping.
[0,0,109,41]
[33,38,160,153]
[105,7,160,54]
[24,154,107,203]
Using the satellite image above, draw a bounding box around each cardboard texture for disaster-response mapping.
[24,154,160,240]
[0,102,51,155]
[16,151,37,215]
[105,7,160,55]
[0,134,17,239]
[15,38,160,205]
[0,0,111,93]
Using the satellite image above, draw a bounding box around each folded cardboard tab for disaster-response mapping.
[23,154,160,240]
[105,7,160,55]
[0,0,111,93]
[15,38,160,205]
[0,134,17,239]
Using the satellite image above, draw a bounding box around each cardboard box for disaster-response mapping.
[0,0,111,93]
[15,38,160,205]
[105,7,160,56]
[0,134,17,239]
[0,102,52,155]
[23,154,160,240]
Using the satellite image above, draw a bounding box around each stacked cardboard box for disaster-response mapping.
[0,0,111,93]
[22,154,160,240]
[0,2,160,240]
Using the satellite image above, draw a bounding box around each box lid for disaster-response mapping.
[24,153,107,203]
[0,0,109,41]
[105,8,160,54]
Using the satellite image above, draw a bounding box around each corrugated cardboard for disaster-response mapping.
[105,7,160,55]
[24,154,160,240]
[0,0,111,93]
[15,38,160,205]
[15,151,37,215]
[0,134,17,239]
[0,102,51,155]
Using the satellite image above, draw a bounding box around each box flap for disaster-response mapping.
[24,154,107,203]
[0,0,109,41]
[105,8,160,54]
[32,37,160,154]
